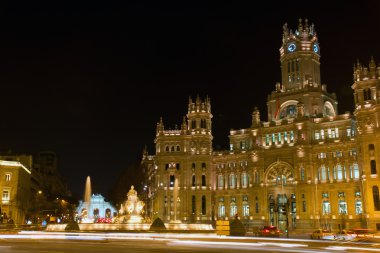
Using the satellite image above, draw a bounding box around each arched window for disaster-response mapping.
[105,208,111,218]
[242,196,249,217]
[373,186,380,211]
[171,146,175,152]
[192,174,196,186]
[176,145,180,152]
[165,146,169,152]
[241,172,248,188]
[218,198,225,217]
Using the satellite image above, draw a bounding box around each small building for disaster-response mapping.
[0,160,31,224]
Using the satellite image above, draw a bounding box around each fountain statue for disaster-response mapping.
[115,185,145,223]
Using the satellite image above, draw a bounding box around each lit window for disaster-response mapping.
[242,202,249,217]
[315,131,320,140]
[230,199,237,217]
[241,172,248,188]
[322,201,331,214]
[2,190,10,204]
[336,165,343,181]
[338,200,347,214]
[351,163,360,179]
[229,174,236,189]
[5,174,11,182]
[217,174,224,189]
[218,198,225,217]
[346,128,351,137]
[355,200,362,214]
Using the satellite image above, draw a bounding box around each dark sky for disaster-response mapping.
[0,1,379,198]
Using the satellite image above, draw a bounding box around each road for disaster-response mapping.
[0,232,379,253]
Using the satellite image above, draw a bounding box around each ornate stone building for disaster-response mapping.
[142,19,380,232]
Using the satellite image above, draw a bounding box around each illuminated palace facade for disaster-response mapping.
[142,19,380,231]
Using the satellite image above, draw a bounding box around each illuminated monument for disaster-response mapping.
[142,19,380,232]
[76,176,117,223]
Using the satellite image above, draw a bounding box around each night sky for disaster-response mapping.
[0,1,379,199]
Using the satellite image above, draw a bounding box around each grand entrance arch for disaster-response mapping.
[265,161,297,231]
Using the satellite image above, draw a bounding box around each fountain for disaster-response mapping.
[115,185,145,223]
[75,176,117,223]
[171,178,181,223]
[47,180,213,232]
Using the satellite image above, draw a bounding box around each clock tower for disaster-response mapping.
[280,18,320,90]
[267,19,338,121]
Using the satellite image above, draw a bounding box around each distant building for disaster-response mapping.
[142,19,380,232]
[34,151,71,199]
[0,160,31,224]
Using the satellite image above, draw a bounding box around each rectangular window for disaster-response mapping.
[2,190,10,204]
[315,131,320,140]
[338,200,347,214]
[355,200,363,214]
[243,203,249,216]
[320,129,325,139]
[201,175,206,186]
[230,144,233,151]
[290,131,294,142]
[284,132,288,142]
[300,168,305,181]
[255,203,259,213]
[169,175,175,187]
[302,201,306,212]
[322,201,331,214]
[201,196,206,215]
[346,128,351,137]
[5,174,11,182]
[328,128,332,138]
[278,133,282,143]
[335,127,339,138]
[192,195,196,215]
[371,160,377,174]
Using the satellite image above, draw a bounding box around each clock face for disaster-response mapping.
[313,43,319,53]
[287,43,296,52]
